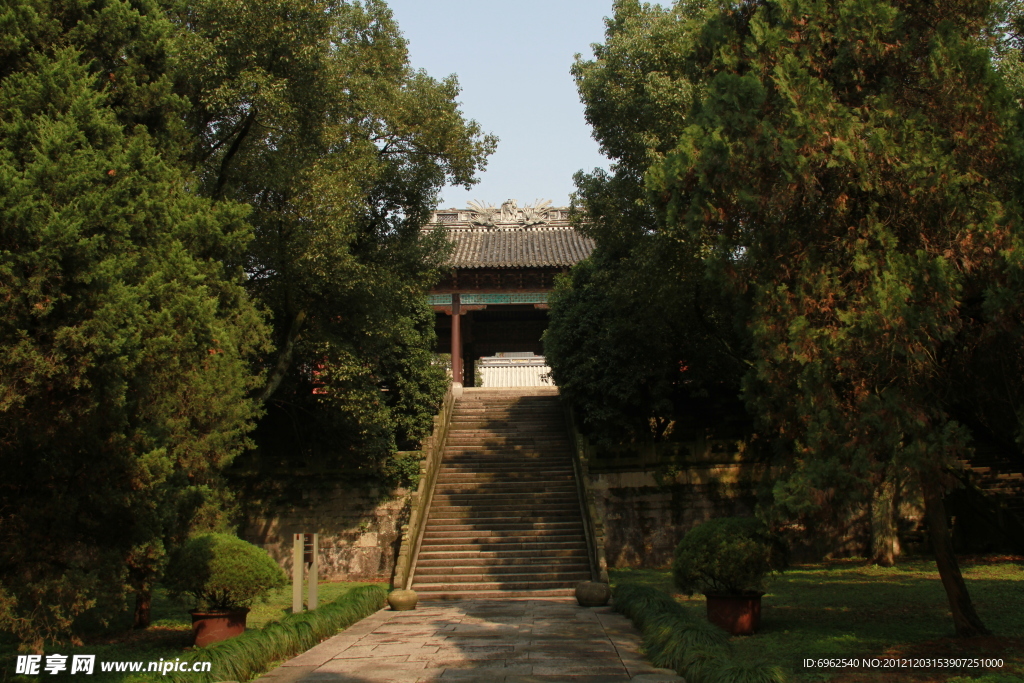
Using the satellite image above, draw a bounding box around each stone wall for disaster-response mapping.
[589,464,761,568]
[244,485,410,582]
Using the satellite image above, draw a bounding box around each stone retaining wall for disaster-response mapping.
[244,486,410,581]
[589,465,761,568]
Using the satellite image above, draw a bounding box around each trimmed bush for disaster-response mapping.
[164,533,287,610]
[673,517,783,596]
[172,583,388,682]
[611,583,787,683]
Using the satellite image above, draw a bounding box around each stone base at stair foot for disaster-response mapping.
[575,580,611,606]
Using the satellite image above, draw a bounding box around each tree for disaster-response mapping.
[0,0,269,647]
[168,0,495,470]
[545,170,746,445]
[575,0,1024,636]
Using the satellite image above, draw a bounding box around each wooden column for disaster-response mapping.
[451,294,463,385]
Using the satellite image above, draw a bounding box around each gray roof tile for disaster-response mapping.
[442,227,594,269]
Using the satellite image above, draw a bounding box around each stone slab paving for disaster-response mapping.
[255,599,685,683]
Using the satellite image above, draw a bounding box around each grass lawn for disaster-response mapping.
[1,581,378,682]
[610,556,1024,683]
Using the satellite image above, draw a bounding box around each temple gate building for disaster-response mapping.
[426,200,594,387]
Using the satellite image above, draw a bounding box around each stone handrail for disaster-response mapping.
[563,401,609,583]
[393,383,458,590]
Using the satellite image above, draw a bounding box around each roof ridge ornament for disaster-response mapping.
[464,199,555,229]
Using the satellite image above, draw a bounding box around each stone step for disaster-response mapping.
[414,553,587,568]
[440,456,571,463]
[422,527,584,541]
[417,540,588,553]
[444,438,571,447]
[413,569,590,583]
[440,453,571,462]
[427,508,580,520]
[426,509,580,521]
[428,499,579,511]
[441,451,572,461]
[433,481,576,493]
[435,473,574,484]
[448,423,566,431]
[424,519,583,531]
[428,497,579,510]
[412,579,585,592]
[446,433,567,441]
[453,408,560,416]
[416,548,589,563]
[413,564,590,577]
[414,588,576,600]
[421,526,584,539]
[437,471,573,479]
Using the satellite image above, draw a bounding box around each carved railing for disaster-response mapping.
[392,383,457,590]
[563,401,609,583]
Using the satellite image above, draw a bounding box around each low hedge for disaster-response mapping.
[612,583,787,683]
[171,584,387,682]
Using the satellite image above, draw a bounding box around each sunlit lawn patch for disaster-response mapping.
[610,556,1024,682]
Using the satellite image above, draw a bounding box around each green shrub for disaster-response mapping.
[673,517,783,596]
[612,583,788,683]
[171,583,387,682]
[164,533,287,610]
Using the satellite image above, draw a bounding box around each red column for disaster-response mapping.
[451,294,463,384]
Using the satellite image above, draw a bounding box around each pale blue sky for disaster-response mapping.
[385,0,616,209]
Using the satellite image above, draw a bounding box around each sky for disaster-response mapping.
[384,0,617,210]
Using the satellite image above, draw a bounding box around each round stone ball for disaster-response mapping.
[387,589,418,611]
[575,581,611,607]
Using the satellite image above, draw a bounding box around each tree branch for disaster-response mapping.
[258,310,307,403]
[213,109,257,199]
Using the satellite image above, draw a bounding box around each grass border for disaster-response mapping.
[170,584,387,682]
[612,583,787,683]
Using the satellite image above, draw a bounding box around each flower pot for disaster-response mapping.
[190,608,249,647]
[575,581,611,607]
[387,589,418,611]
[705,593,762,636]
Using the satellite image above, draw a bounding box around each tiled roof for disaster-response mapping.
[443,227,595,269]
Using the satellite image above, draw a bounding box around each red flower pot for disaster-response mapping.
[705,593,762,636]
[189,608,249,647]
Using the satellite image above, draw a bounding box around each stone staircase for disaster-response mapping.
[952,440,1024,552]
[963,441,1024,519]
[410,387,593,599]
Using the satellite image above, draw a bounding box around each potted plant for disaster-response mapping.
[164,533,287,647]
[672,517,784,635]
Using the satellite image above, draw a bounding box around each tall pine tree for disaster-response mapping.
[0,0,269,646]
[575,0,1024,635]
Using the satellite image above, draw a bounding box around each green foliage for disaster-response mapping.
[611,582,689,630]
[673,518,783,596]
[163,534,286,610]
[380,451,424,490]
[545,177,747,445]
[576,0,1024,635]
[0,0,269,649]
[167,0,493,475]
[612,583,786,683]
[170,584,387,682]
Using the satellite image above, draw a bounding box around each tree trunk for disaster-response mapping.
[871,474,900,567]
[133,587,152,629]
[258,310,306,403]
[920,476,990,637]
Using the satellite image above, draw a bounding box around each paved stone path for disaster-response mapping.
[256,599,685,683]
